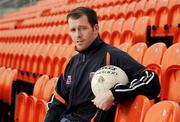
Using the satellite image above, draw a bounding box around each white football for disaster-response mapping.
[91,65,129,96]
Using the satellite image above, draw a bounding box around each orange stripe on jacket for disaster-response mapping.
[54,90,67,105]
[106,52,110,65]
[90,110,98,122]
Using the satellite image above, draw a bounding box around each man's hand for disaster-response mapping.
[92,90,115,111]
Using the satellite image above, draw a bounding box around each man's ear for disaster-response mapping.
[94,24,99,32]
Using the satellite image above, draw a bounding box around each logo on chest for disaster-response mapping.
[66,75,72,85]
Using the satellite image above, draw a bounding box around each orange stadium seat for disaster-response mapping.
[144,100,180,122]
[42,77,58,102]
[101,19,115,44]
[14,92,28,122]
[143,42,167,84]
[134,0,147,18]
[145,0,157,27]
[111,19,125,46]
[34,99,47,122]
[116,42,131,52]
[0,68,11,101]
[115,95,151,122]
[153,0,169,36]
[43,44,61,76]
[161,43,180,102]
[108,5,120,20]
[25,96,37,122]
[167,0,180,36]
[117,3,128,19]
[36,43,52,75]
[174,30,180,43]
[2,69,17,105]
[120,17,136,45]
[128,42,147,63]
[133,16,150,44]
[33,75,49,99]
[126,1,137,19]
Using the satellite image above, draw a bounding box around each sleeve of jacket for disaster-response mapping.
[109,50,160,101]
[44,75,68,122]
[44,58,72,122]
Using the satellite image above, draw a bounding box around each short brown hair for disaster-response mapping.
[67,7,98,28]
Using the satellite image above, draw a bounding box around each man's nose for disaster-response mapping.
[75,30,82,38]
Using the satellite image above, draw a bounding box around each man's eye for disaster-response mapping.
[79,27,86,31]
[70,29,75,32]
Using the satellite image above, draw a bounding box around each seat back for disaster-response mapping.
[133,16,150,44]
[114,95,151,122]
[42,77,58,102]
[144,100,180,122]
[34,99,47,122]
[25,96,37,122]
[143,43,167,84]
[14,92,28,122]
[128,43,147,63]
[111,18,125,46]
[161,43,180,101]
[33,75,49,99]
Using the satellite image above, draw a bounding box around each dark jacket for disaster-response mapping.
[45,37,160,122]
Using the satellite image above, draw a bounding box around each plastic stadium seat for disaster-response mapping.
[99,20,106,35]
[143,43,167,87]
[120,17,136,44]
[133,16,150,44]
[14,92,28,122]
[114,95,151,122]
[61,26,73,45]
[110,18,125,46]
[36,43,52,75]
[97,7,109,20]
[161,43,180,102]
[126,1,137,19]
[18,43,39,81]
[153,0,169,35]
[144,100,180,122]
[134,0,147,18]
[42,77,58,102]
[108,5,121,20]
[101,20,115,44]
[116,42,131,52]
[0,68,11,101]
[174,30,180,43]
[145,0,157,26]
[2,69,17,105]
[33,75,49,99]
[25,96,37,122]
[128,42,147,63]
[167,0,180,36]
[117,3,128,19]
[34,99,47,122]
[43,44,62,76]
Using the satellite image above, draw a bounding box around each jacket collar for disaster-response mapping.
[76,36,104,54]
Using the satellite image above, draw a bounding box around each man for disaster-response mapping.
[45,7,160,122]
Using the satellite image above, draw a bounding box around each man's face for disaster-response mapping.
[68,15,99,52]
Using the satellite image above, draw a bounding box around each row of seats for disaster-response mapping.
[100,16,151,45]
[121,42,180,102]
[115,95,180,122]
[0,43,75,83]
[14,75,58,122]
[0,18,178,45]
[13,74,180,122]
[0,41,179,102]
[0,25,73,44]
[0,67,17,105]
